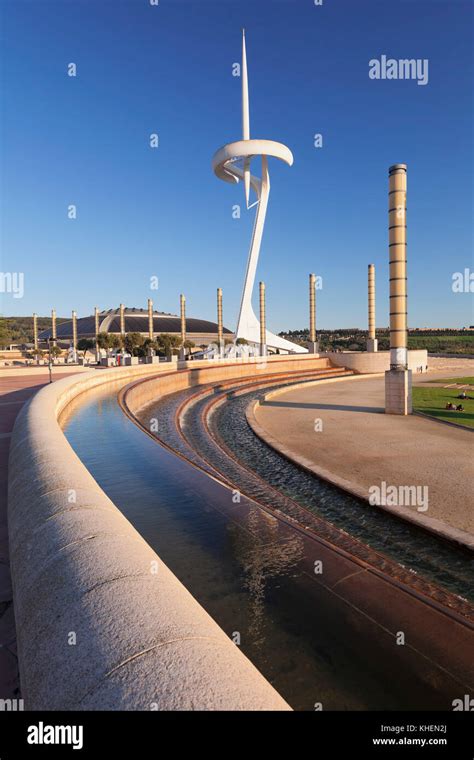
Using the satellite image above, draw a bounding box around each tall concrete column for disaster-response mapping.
[179,294,186,360]
[259,281,267,357]
[94,306,100,362]
[180,294,186,344]
[385,164,412,414]
[307,273,319,353]
[217,287,223,356]
[33,313,38,354]
[367,264,378,352]
[72,310,77,359]
[119,304,125,337]
[147,298,154,341]
[51,309,57,343]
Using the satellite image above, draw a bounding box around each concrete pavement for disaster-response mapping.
[252,364,474,544]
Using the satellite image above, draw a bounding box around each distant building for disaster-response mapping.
[39,307,233,347]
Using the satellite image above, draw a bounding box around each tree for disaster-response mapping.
[0,319,9,349]
[143,338,159,352]
[236,337,248,345]
[95,332,122,357]
[108,334,123,352]
[156,333,181,359]
[49,344,62,358]
[124,332,144,356]
[96,332,110,354]
[183,340,195,353]
[77,338,94,360]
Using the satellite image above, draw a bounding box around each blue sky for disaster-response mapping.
[1,0,472,330]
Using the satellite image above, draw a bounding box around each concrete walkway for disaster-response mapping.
[253,366,474,543]
[0,368,90,699]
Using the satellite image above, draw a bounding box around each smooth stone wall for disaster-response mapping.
[8,363,292,710]
[326,350,428,374]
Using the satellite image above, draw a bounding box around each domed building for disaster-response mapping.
[39,307,233,346]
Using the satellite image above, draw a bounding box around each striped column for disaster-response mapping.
[33,313,38,353]
[148,298,154,341]
[119,303,125,337]
[368,265,375,339]
[72,310,77,349]
[94,307,100,362]
[309,273,316,343]
[217,288,223,347]
[367,264,377,352]
[385,164,411,415]
[259,281,266,356]
[180,294,186,345]
[388,164,407,369]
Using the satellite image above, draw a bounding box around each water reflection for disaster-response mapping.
[228,508,304,649]
[142,382,474,604]
[61,383,473,710]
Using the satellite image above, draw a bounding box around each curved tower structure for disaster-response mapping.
[212,31,307,354]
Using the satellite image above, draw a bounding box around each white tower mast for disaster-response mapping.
[212,31,306,354]
[242,29,251,208]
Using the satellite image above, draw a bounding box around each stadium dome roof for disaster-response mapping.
[38,307,232,341]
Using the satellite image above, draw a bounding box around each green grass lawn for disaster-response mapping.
[428,376,474,385]
[413,385,474,429]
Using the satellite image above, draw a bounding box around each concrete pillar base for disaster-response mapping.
[178,347,186,361]
[385,369,412,415]
[366,338,378,353]
[306,341,319,354]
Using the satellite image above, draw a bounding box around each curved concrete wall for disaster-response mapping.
[326,350,428,374]
[125,355,332,415]
[8,364,291,710]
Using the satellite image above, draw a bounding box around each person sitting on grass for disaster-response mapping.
[445,402,456,410]
[458,391,468,399]
[457,404,464,412]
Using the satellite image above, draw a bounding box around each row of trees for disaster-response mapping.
[92,332,196,359]
[29,332,247,361]
[26,333,195,361]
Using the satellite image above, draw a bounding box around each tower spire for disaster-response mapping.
[242,28,250,140]
[242,28,251,208]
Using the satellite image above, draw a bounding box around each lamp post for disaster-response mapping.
[46,336,54,383]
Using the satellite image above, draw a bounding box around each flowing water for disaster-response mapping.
[61,382,473,711]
